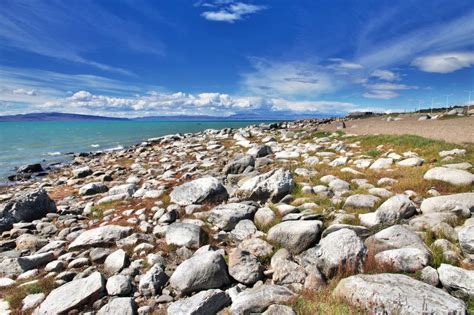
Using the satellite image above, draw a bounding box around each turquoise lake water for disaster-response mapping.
[0,120,272,181]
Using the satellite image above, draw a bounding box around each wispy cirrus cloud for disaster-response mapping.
[0,0,165,75]
[412,51,474,73]
[356,10,474,69]
[198,1,266,23]
[370,69,399,81]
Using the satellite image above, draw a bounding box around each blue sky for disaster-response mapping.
[0,0,473,117]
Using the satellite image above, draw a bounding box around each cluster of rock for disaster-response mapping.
[0,119,473,314]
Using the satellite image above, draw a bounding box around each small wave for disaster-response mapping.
[47,152,61,156]
[104,145,124,152]
[91,144,100,148]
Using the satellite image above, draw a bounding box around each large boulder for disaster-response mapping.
[34,272,105,314]
[169,251,231,294]
[267,220,322,254]
[230,285,295,315]
[165,222,207,249]
[207,203,258,231]
[375,194,416,225]
[236,169,294,203]
[311,228,366,278]
[69,225,133,250]
[438,264,474,299]
[0,189,56,231]
[170,177,228,206]
[167,289,231,315]
[223,154,255,174]
[420,193,474,214]
[424,167,474,186]
[334,273,466,314]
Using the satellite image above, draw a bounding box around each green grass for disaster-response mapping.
[348,134,471,162]
[1,277,56,311]
[366,149,381,158]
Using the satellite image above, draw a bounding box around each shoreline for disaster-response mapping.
[1,119,294,185]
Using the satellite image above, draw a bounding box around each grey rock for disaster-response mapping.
[312,228,366,278]
[228,248,262,285]
[79,182,108,195]
[375,194,416,225]
[236,169,294,203]
[238,238,273,258]
[69,225,133,250]
[138,264,168,296]
[106,275,132,296]
[424,167,474,186]
[230,285,295,315]
[369,158,393,169]
[229,220,257,242]
[254,207,276,227]
[272,258,306,285]
[420,266,439,286]
[22,293,45,311]
[166,222,207,249]
[343,194,379,209]
[458,225,474,256]
[397,157,424,167]
[108,183,137,197]
[262,305,296,315]
[267,220,322,254]
[72,166,92,178]
[104,249,129,275]
[334,273,466,314]
[224,155,255,174]
[365,225,430,254]
[420,192,474,215]
[321,224,370,238]
[34,271,105,314]
[374,248,430,272]
[170,177,229,206]
[97,297,137,315]
[438,263,474,299]
[248,145,273,158]
[18,251,55,271]
[169,251,230,294]
[167,289,230,315]
[208,203,258,231]
[0,188,56,231]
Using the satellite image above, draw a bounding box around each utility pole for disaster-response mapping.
[444,94,452,109]
[466,90,474,113]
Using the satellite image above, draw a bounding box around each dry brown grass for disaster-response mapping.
[47,184,76,201]
[0,276,56,313]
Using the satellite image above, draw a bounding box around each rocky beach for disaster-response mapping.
[0,114,473,314]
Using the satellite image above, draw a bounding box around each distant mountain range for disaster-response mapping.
[0,112,330,122]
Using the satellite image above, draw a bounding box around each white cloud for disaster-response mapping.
[242,59,335,97]
[363,90,399,100]
[363,83,417,100]
[412,52,474,73]
[328,58,364,70]
[28,89,358,117]
[13,88,37,96]
[200,1,266,23]
[370,69,399,81]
